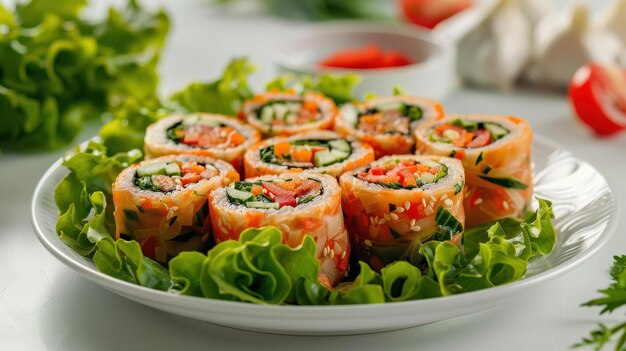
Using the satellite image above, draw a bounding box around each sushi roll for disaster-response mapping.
[243,131,375,178]
[334,95,444,158]
[414,114,533,227]
[240,90,337,137]
[339,155,465,271]
[112,155,240,263]
[209,172,350,286]
[144,113,261,174]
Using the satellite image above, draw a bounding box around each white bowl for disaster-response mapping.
[273,22,456,100]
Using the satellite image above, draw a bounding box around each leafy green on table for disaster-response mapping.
[213,0,392,21]
[0,0,169,151]
[575,256,626,350]
[265,73,361,104]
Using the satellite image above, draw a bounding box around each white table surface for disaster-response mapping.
[2,1,626,350]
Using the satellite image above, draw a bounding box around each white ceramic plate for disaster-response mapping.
[31,136,616,335]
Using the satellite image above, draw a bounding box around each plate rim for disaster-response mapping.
[31,134,619,316]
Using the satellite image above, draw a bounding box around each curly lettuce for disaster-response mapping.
[53,141,557,305]
[99,58,256,155]
[422,198,556,295]
[0,0,169,151]
[265,73,361,104]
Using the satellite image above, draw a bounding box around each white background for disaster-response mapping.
[1,0,625,350]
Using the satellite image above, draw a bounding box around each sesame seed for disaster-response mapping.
[424,206,434,216]
[411,225,422,232]
[390,213,399,220]
[396,207,404,213]
[341,251,346,259]
[330,250,335,259]
[422,198,427,207]
[410,219,416,227]
[364,239,372,247]
[384,214,390,221]
[370,217,375,225]
[429,201,435,208]
[281,224,290,232]
[474,198,483,205]
[444,199,453,207]
[378,218,387,224]
[405,201,411,210]
[323,247,328,256]
[464,192,472,199]
[441,194,448,200]
[430,195,437,202]
[502,201,510,210]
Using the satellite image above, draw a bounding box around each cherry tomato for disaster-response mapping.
[400,0,473,29]
[568,63,626,136]
[467,129,491,148]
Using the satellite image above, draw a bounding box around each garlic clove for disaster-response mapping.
[457,0,531,90]
[519,0,554,26]
[595,0,626,47]
[534,4,623,89]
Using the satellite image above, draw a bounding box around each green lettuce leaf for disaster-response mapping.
[265,73,361,104]
[169,251,207,297]
[199,227,292,304]
[381,261,441,302]
[424,198,556,295]
[100,58,256,154]
[170,58,256,115]
[330,262,385,304]
[0,0,169,151]
[273,233,330,305]
[99,97,174,155]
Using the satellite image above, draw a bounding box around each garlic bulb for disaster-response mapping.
[457,0,531,89]
[595,0,626,46]
[519,0,553,26]
[534,4,623,88]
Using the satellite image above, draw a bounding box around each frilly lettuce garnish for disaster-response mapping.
[0,0,169,151]
[422,198,556,295]
[53,141,557,305]
[265,73,361,104]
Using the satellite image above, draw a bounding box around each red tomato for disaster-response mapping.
[275,195,296,208]
[568,63,626,136]
[370,167,385,176]
[319,44,414,69]
[400,0,473,29]
[467,129,491,148]
[262,182,292,197]
[141,236,158,260]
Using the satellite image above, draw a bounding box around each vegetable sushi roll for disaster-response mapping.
[144,113,261,174]
[240,90,337,137]
[113,155,240,263]
[339,155,465,271]
[335,95,445,158]
[243,131,375,178]
[209,172,350,286]
[414,114,533,227]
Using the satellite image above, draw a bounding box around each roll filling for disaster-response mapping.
[335,95,444,158]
